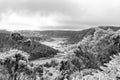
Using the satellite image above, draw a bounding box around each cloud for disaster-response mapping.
[0,10,68,31]
[72,0,120,25]
[0,0,120,30]
[0,0,80,16]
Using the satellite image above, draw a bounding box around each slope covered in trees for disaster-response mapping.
[65,28,120,80]
[0,27,120,80]
[0,31,57,60]
[19,26,120,44]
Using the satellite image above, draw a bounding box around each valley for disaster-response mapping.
[40,37,68,52]
[0,26,120,80]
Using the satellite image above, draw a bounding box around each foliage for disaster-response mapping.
[0,27,120,80]
[70,53,120,80]
[73,28,120,70]
[11,32,24,42]
[0,49,29,80]
[43,60,59,68]
[68,28,120,80]
[0,32,57,60]
[100,53,120,80]
[0,49,44,80]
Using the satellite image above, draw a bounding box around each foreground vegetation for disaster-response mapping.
[0,27,120,80]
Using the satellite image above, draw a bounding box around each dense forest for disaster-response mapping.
[0,27,120,80]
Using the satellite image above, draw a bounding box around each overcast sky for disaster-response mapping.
[0,0,120,31]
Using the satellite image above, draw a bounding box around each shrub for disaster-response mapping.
[0,49,29,80]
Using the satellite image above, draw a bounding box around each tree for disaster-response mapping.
[74,46,98,69]
[21,63,43,80]
[100,53,120,80]
[23,39,32,47]
[11,33,24,42]
[0,49,29,80]
[75,28,117,69]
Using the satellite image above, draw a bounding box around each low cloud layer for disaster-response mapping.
[0,0,120,31]
[0,11,66,30]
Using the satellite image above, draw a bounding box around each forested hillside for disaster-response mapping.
[0,31,57,60]
[0,27,120,80]
[19,26,120,44]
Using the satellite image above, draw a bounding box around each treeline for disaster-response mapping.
[18,26,120,44]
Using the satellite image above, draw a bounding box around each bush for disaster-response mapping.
[0,49,29,80]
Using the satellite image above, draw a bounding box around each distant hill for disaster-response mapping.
[98,26,120,31]
[19,26,120,44]
[0,31,58,60]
